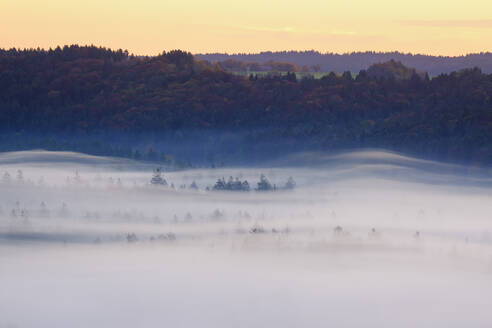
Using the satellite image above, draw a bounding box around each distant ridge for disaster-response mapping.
[0,150,120,165]
[195,51,492,76]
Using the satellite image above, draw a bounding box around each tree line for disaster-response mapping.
[150,168,296,192]
[1,45,492,165]
[196,50,492,76]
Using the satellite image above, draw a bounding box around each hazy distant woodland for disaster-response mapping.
[197,50,492,76]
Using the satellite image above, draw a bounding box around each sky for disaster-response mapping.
[1,0,492,56]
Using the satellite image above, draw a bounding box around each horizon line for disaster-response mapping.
[2,44,492,58]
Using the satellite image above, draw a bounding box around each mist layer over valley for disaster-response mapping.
[1,150,492,328]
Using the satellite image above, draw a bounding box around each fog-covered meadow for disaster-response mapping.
[1,150,492,328]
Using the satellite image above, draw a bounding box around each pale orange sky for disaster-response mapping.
[1,0,491,56]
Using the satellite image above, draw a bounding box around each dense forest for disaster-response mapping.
[1,45,492,165]
[197,51,492,76]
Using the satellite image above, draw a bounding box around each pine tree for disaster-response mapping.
[2,172,11,184]
[284,177,296,190]
[150,168,167,186]
[256,174,273,191]
[213,177,226,190]
[16,169,24,183]
[241,180,250,191]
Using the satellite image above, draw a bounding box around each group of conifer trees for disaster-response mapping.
[150,169,296,192]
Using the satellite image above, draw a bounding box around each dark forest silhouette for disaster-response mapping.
[1,45,492,165]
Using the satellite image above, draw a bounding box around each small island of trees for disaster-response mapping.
[212,174,295,192]
[149,168,295,192]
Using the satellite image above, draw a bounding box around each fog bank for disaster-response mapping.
[1,150,491,328]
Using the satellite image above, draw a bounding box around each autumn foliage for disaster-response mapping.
[1,45,492,164]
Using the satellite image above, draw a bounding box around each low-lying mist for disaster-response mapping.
[1,150,491,328]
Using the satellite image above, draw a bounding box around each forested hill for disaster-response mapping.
[196,51,492,76]
[1,45,492,165]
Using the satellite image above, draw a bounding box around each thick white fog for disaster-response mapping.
[0,150,492,328]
